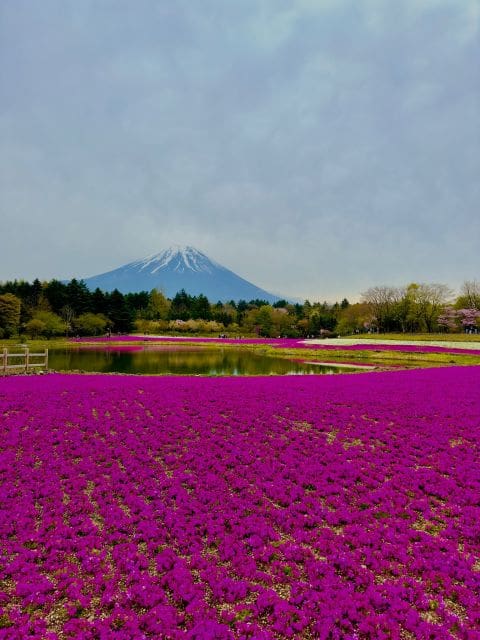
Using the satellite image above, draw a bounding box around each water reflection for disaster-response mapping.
[49,346,361,376]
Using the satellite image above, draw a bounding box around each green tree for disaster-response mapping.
[24,318,47,338]
[28,311,64,337]
[243,305,274,337]
[21,278,43,310]
[91,288,108,315]
[309,302,337,334]
[66,279,91,315]
[169,289,193,320]
[0,293,21,337]
[336,303,373,334]
[74,313,108,336]
[255,306,274,336]
[192,294,211,320]
[146,289,171,320]
[406,283,453,333]
[125,291,150,313]
[235,300,248,325]
[273,307,298,337]
[43,280,68,313]
[106,289,133,333]
[212,302,236,327]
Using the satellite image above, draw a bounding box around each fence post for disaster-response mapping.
[25,347,29,373]
[2,348,6,375]
[45,349,49,372]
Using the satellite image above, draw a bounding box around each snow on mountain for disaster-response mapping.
[130,245,216,275]
[82,245,281,302]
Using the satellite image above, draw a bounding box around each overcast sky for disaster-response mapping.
[1,0,479,301]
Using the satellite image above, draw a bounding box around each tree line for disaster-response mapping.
[357,282,480,334]
[0,278,479,339]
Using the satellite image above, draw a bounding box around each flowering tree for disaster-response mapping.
[458,308,480,331]
[437,306,459,332]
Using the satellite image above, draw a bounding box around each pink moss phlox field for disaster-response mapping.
[71,335,480,356]
[1,369,480,638]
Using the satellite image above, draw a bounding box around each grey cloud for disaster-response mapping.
[0,0,478,301]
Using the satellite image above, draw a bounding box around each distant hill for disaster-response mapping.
[82,245,281,303]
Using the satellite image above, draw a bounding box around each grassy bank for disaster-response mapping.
[2,335,480,373]
[270,345,480,369]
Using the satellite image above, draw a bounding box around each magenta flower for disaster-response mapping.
[1,367,479,637]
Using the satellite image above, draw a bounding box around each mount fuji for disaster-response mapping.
[82,246,281,302]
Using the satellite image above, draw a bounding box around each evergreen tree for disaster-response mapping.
[91,288,108,315]
[192,294,211,320]
[169,289,193,320]
[106,289,133,332]
[125,291,150,312]
[44,280,68,313]
[66,279,91,315]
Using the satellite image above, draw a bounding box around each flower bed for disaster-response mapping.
[1,369,480,638]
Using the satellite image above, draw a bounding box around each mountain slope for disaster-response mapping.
[82,246,281,302]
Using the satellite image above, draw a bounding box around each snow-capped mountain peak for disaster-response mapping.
[131,245,216,275]
[82,245,281,302]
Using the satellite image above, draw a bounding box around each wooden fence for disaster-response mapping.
[1,348,49,375]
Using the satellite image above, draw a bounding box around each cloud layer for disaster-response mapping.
[1,0,478,300]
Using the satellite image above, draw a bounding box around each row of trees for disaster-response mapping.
[0,278,479,339]
[355,282,480,334]
[0,278,348,339]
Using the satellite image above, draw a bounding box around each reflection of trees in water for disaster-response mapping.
[129,349,301,374]
[49,348,116,373]
[49,348,337,375]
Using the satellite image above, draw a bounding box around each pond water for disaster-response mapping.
[48,347,362,376]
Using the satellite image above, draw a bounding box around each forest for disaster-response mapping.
[0,278,479,339]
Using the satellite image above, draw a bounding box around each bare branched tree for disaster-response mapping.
[360,286,403,331]
[60,305,75,337]
[460,280,480,309]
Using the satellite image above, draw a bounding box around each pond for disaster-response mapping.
[48,346,364,376]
